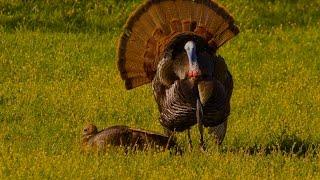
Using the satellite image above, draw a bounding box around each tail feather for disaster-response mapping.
[118,0,239,89]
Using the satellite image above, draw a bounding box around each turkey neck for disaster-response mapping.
[82,135,93,147]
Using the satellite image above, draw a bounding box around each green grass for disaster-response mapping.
[1,0,320,179]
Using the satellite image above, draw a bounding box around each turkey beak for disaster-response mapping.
[184,41,201,79]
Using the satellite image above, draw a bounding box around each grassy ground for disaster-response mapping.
[1,0,320,179]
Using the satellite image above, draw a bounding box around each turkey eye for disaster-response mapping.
[84,129,87,132]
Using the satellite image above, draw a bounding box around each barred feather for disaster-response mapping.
[152,56,233,136]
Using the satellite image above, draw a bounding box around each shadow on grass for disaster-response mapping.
[248,0,320,29]
[1,0,320,33]
[0,1,132,33]
[223,134,319,157]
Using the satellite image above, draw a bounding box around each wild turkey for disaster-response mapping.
[82,124,179,152]
[117,0,239,148]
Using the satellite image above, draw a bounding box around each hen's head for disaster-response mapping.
[83,124,98,136]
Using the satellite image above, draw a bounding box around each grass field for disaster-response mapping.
[1,0,320,179]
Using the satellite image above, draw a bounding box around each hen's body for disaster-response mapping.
[82,124,178,151]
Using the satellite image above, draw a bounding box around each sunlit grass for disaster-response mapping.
[0,0,320,179]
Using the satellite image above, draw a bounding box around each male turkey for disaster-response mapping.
[117,0,239,148]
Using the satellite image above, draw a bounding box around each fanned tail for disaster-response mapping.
[118,0,239,89]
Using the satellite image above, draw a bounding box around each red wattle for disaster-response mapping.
[187,70,201,78]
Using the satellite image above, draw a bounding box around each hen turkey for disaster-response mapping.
[117,0,239,147]
[82,124,178,152]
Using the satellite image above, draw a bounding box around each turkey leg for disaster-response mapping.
[196,97,205,151]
